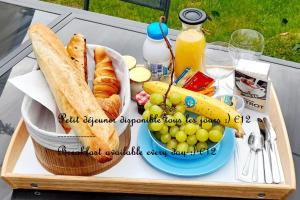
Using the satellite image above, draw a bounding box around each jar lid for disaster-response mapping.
[123,55,137,70]
[129,66,151,82]
[179,8,207,25]
[147,22,168,40]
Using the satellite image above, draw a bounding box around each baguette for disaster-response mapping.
[67,33,87,82]
[28,23,119,162]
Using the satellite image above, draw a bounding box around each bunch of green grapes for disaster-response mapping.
[142,93,225,154]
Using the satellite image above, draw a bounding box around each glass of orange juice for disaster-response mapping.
[175,8,207,78]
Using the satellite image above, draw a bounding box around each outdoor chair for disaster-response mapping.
[83,0,171,23]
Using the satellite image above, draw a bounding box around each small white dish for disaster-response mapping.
[215,94,245,113]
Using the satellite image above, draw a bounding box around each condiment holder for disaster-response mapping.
[129,64,151,100]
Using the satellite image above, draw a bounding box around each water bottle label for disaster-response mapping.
[148,63,168,80]
[163,66,168,76]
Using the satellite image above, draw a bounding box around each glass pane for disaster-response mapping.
[0,2,58,60]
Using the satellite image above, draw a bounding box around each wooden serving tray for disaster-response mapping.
[1,87,296,200]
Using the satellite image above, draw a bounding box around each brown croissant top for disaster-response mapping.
[93,47,120,99]
[93,47,121,119]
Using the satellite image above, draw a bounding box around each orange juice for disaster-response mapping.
[175,8,208,78]
[175,29,206,77]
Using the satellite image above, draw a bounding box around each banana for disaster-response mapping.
[144,81,244,137]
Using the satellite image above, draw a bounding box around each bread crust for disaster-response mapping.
[93,47,120,98]
[93,47,121,119]
[28,23,119,162]
[67,33,87,82]
[97,94,121,120]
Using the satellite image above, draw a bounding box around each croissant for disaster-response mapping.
[97,94,121,120]
[93,47,120,99]
[93,47,121,120]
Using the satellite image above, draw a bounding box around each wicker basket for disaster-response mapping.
[31,125,131,176]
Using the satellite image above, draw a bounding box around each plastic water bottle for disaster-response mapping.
[143,22,171,82]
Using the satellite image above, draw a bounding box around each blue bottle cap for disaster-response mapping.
[147,22,168,40]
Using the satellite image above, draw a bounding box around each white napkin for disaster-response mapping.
[235,121,265,183]
[234,117,285,184]
[9,70,65,133]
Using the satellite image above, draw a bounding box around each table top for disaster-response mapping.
[0,0,299,199]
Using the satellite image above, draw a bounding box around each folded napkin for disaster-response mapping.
[235,118,285,183]
[235,120,265,183]
[9,70,66,133]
